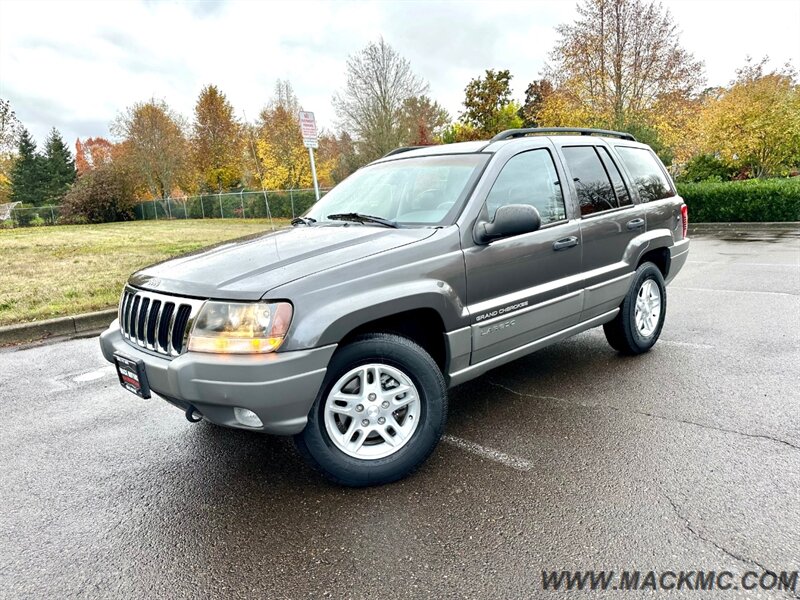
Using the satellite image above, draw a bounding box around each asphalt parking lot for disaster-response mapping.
[1,226,798,599]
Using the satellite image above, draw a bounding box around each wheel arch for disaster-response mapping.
[283,281,464,374]
[339,308,448,372]
[627,229,675,278]
[637,246,671,278]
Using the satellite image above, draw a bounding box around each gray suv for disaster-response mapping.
[100,127,690,486]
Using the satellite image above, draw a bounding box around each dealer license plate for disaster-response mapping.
[113,352,151,399]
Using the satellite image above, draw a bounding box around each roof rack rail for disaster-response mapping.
[382,146,425,158]
[489,127,637,143]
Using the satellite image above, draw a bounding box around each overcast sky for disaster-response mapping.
[1,0,799,147]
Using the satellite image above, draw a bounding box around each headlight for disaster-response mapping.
[187,301,293,354]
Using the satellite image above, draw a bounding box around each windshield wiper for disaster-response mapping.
[327,212,398,228]
[291,216,316,226]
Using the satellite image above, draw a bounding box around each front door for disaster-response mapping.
[463,147,583,364]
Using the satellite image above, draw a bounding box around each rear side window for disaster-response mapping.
[597,147,631,207]
[484,149,566,225]
[615,146,674,202]
[561,146,618,216]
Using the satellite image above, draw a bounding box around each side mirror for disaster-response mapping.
[476,204,541,244]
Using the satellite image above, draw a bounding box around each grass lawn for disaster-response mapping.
[0,219,288,327]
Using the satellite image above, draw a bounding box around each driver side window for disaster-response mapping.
[484,149,566,225]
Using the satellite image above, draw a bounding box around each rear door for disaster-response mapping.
[462,145,583,364]
[555,142,644,320]
[613,144,680,235]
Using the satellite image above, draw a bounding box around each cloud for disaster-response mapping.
[0,0,798,147]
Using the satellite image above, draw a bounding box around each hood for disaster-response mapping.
[129,224,436,300]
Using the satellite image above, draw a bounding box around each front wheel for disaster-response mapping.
[603,262,667,355]
[295,333,447,487]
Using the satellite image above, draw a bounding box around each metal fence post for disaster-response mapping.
[289,189,295,218]
[153,199,158,220]
[200,195,205,219]
[50,206,55,224]
[218,192,223,219]
[166,197,172,219]
[240,189,245,218]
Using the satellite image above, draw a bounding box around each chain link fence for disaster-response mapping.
[1,188,331,228]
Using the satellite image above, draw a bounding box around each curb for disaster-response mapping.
[0,308,117,346]
[690,222,800,232]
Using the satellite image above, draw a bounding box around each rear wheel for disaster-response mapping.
[296,333,447,487]
[603,262,667,354]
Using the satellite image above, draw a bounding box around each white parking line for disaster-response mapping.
[659,340,714,349]
[672,287,798,297]
[72,366,115,383]
[688,261,800,268]
[442,435,533,472]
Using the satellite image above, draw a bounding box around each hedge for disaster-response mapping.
[676,178,800,222]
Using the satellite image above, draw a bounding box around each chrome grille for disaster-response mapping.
[118,287,205,357]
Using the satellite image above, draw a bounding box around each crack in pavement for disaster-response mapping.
[663,494,800,600]
[486,381,800,453]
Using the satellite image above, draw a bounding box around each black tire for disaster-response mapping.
[603,262,667,355]
[295,333,447,487]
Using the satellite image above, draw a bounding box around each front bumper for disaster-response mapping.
[100,320,336,435]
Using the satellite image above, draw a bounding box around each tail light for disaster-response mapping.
[680,204,688,239]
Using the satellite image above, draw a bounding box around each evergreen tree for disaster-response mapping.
[9,128,45,206]
[43,128,76,203]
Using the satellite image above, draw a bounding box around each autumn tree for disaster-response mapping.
[400,96,449,145]
[9,128,45,206]
[333,38,429,161]
[317,131,359,184]
[112,99,191,199]
[698,58,800,178]
[519,79,554,127]
[0,99,21,203]
[42,128,76,203]
[75,137,114,175]
[255,81,310,189]
[192,84,243,191]
[538,0,704,162]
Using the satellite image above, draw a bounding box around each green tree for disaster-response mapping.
[460,69,523,136]
[61,160,136,223]
[42,128,76,203]
[679,154,734,183]
[192,84,243,191]
[519,79,553,127]
[9,128,45,206]
[440,122,481,143]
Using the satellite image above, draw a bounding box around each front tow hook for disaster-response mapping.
[185,405,203,423]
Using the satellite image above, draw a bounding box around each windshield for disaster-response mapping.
[305,153,488,226]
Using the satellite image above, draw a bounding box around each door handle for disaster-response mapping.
[626,218,645,230]
[553,236,579,251]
